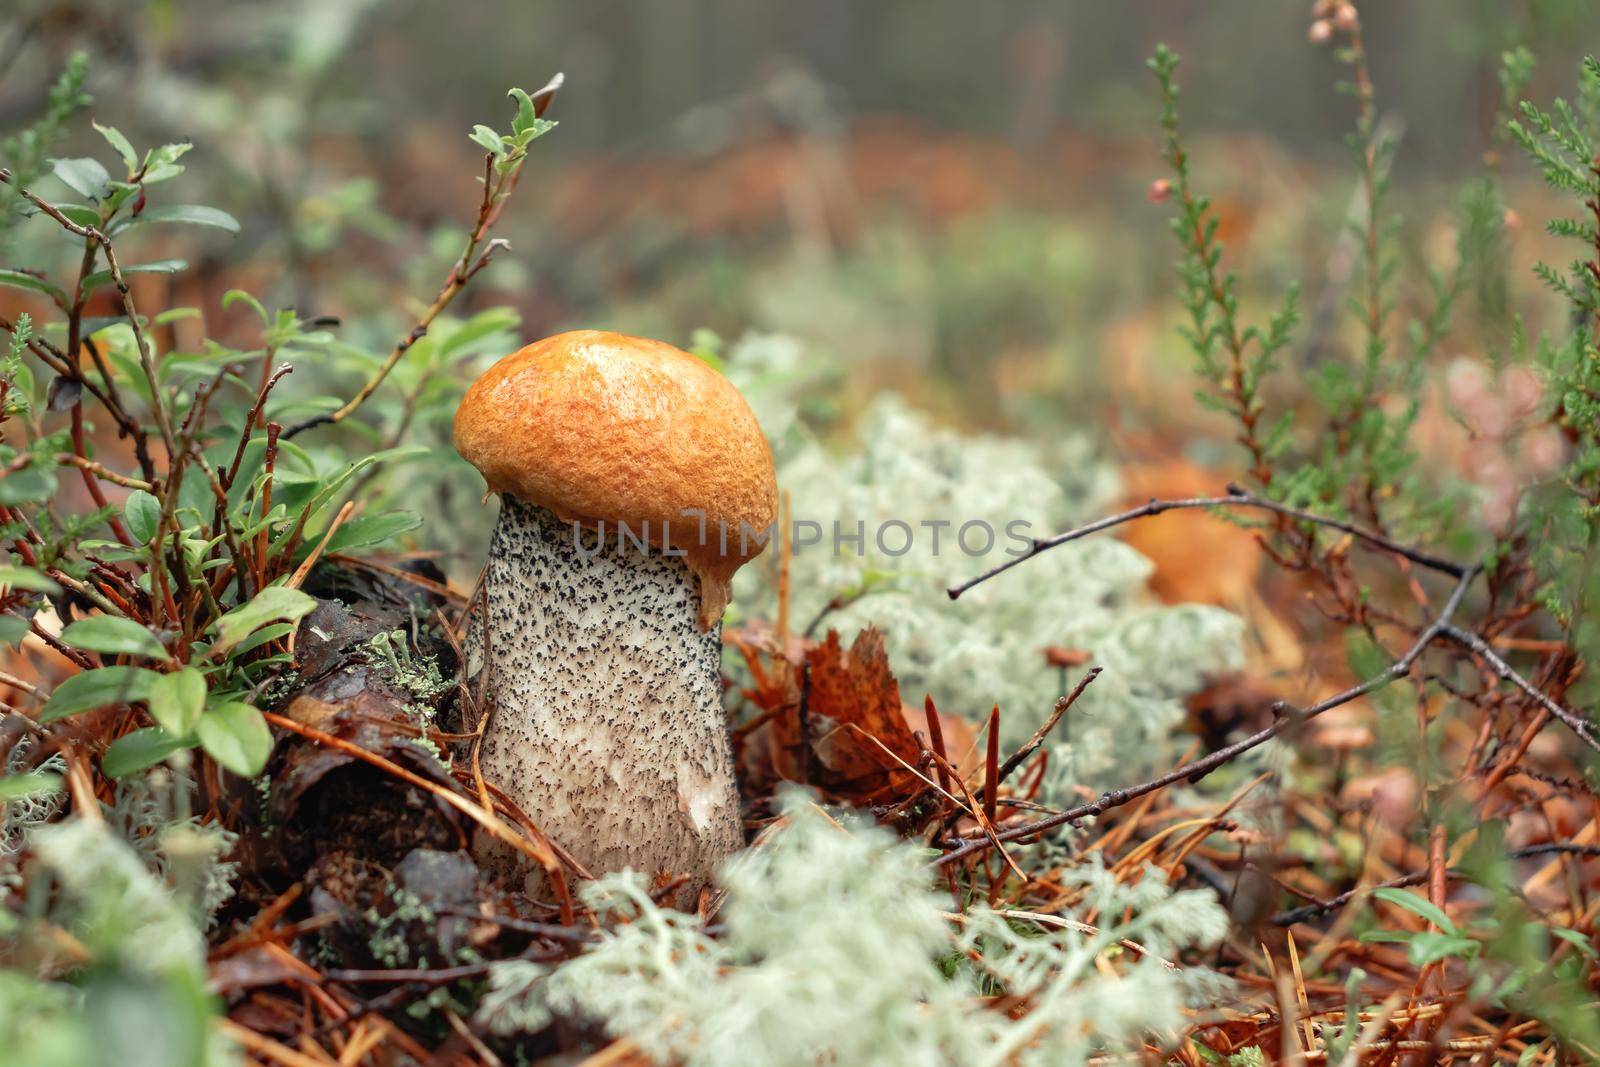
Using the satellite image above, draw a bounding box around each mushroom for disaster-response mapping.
[453,330,777,900]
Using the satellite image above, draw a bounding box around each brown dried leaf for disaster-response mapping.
[804,628,921,795]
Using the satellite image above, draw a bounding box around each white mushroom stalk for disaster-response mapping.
[469,497,740,893]
[454,330,777,901]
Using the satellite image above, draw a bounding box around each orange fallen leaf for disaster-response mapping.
[1120,459,1261,607]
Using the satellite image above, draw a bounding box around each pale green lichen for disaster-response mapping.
[366,628,452,713]
[477,788,1229,1065]
[1,819,234,1067]
[725,333,1243,802]
[0,769,240,1065]
[1,742,65,861]
[104,767,239,925]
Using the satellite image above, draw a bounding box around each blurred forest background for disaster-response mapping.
[6,0,1600,583]
[8,0,1599,434]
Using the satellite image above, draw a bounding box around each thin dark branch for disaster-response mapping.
[53,453,152,490]
[212,362,292,517]
[933,566,1480,869]
[948,484,1466,601]
[1270,843,1600,926]
[1440,623,1600,755]
[428,903,596,943]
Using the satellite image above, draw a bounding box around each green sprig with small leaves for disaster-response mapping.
[1147,45,1301,492]
[0,62,561,781]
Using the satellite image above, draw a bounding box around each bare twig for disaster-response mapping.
[53,453,152,491]
[1440,623,1600,755]
[286,500,355,589]
[216,362,292,502]
[948,484,1465,601]
[934,566,1480,868]
[430,903,598,943]
[942,909,1178,971]
[217,1019,342,1067]
[803,587,874,639]
[0,669,40,697]
[0,318,152,482]
[322,945,565,986]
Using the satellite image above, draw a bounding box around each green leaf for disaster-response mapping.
[221,289,269,325]
[92,122,138,171]
[142,163,186,185]
[469,125,504,155]
[0,616,27,646]
[0,565,61,595]
[0,770,63,800]
[1357,930,1413,945]
[137,141,193,186]
[1372,887,1458,935]
[146,667,206,736]
[0,269,68,305]
[124,489,162,543]
[316,511,422,557]
[60,616,169,660]
[0,464,55,505]
[230,622,295,657]
[271,446,426,538]
[111,204,241,237]
[197,702,272,776]
[154,307,201,326]
[82,315,130,340]
[435,306,520,360]
[81,258,187,293]
[102,727,190,778]
[51,156,110,199]
[1406,931,1480,968]
[40,666,161,722]
[210,586,316,656]
[52,203,101,228]
[1554,927,1599,959]
[509,88,538,136]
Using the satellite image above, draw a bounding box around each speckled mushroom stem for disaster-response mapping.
[468,496,744,901]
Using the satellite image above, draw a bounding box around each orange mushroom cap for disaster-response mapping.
[453,330,778,628]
